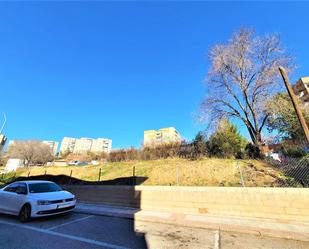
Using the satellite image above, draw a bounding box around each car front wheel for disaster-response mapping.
[19,204,31,222]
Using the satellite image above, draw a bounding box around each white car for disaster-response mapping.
[68,160,87,166]
[0,180,76,222]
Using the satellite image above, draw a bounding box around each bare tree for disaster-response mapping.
[8,140,54,166]
[201,28,294,146]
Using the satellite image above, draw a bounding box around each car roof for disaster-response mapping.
[11,180,54,185]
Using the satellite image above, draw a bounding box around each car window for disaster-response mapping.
[28,182,62,193]
[16,183,28,195]
[3,183,20,193]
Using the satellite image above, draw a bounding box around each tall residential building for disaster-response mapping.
[73,137,93,153]
[59,137,112,154]
[42,141,59,155]
[293,77,309,103]
[144,127,181,147]
[91,138,112,154]
[59,137,76,155]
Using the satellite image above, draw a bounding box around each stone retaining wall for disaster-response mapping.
[64,185,309,222]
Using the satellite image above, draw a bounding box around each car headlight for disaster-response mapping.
[37,200,53,205]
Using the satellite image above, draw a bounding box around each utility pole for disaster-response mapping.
[0,113,7,151]
[0,112,6,134]
[279,66,309,144]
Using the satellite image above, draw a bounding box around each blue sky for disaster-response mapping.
[0,1,308,149]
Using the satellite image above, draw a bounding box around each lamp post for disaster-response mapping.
[0,112,7,150]
[0,112,6,134]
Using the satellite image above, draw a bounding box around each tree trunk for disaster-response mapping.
[246,126,262,146]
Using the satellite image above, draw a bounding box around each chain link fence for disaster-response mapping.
[264,155,309,187]
[0,166,142,187]
[1,156,309,187]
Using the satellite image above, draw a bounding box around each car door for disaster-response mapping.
[0,183,19,214]
[12,183,28,213]
[0,188,7,212]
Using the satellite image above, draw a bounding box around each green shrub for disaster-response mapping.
[245,143,263,159]
[208,120,247,158]
[282,147,306,158]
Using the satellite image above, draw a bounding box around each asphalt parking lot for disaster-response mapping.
[0,211,309,249]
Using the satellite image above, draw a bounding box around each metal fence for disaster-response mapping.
[264,155,309,187]
[0,166,139,186]
[1,157,309,188]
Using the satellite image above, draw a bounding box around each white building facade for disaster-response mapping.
[59,137,76,155]
[90,138,112,154]
[60,137,112,154]
[73,138,93,154]
[42,141,59,155]
[144,127,181,147]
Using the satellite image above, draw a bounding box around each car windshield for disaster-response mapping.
[28,183,62,193]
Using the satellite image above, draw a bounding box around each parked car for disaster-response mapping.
[0,180,76,222]
[91,160,100,165]
[68,160,87,166]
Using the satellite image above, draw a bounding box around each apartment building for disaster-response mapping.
[59,137,76,155]
[90,138,112,154]
[8,140,58,155]
[144,127,181,147]
[73,137,93,153]
[42,140,59,155]
[293,77,309,103]
[60,137,112,154]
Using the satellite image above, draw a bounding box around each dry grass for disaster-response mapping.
[2,158,289,187]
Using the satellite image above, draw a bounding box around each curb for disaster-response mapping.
[75,205,136,219]
[74,204,309,242]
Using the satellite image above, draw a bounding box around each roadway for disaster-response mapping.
[0,212,308,249]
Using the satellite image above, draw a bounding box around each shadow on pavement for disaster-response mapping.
[1,175,149,248]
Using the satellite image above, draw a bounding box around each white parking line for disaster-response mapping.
[0,220,131,249]
[214,230,220,249]
[48,215,94,230]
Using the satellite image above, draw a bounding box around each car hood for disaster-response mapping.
[29,191,74,201]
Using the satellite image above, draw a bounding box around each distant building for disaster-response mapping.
[60,137,112,155]
[8,140,58,155]
[90,138,112,154]
[42,141,59,155]
[293,77,309,103]
[144,127,181,147]
[59,137,76,155]
[73,138,93,154]
[7,140,16,151]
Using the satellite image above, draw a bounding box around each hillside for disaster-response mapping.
[1,158,291,187]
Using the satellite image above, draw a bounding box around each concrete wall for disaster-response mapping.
[65,185,309,222]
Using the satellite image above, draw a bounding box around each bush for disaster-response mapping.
[245,143,263,159]
[208,120,247,158]
[178,143,194,159]
[190,132,208,159]
[109,149,128,162]
[109,144,182,162]
[235,150,246,159]
[282,147,306,158]
[140,143,181,160]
